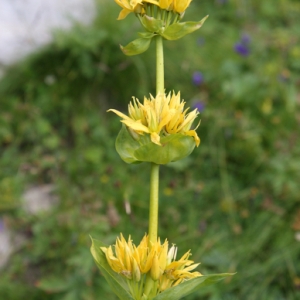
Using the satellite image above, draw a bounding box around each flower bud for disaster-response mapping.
[167,244,177,264]
[132,257,141,282]
[173,0,192,13]
[150,253,161,281]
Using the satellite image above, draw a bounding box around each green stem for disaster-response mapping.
[144,28,164,300]
[148,163,160,244]
[155,35,164,94]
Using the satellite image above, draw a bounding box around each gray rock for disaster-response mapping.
[0,0,96,66]
[22,184,58,215]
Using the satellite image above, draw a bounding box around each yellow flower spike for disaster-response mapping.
[99,234,203,297]
[108,91,200,148]
[173,0,192,13]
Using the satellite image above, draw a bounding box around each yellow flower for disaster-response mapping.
[159,249,201,291]
[101,234,202,297]
[114,0,144,20]
[143,0,192,12]
[101,234,167,280]
[108,91,200,147]
[173,0,192,13]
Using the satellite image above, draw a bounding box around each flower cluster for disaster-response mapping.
[108,92,200,147]
[115,0,193,20]
[101,234,201,298]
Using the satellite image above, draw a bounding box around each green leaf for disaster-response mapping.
[120,38,152,56]
[134,134,196,165]
[138,32,157,39]
[141,15,164,33]
[161,15,209,41]
[153,273,234,300]
[115,125,141,164]
[90,237,134,300]
[115,125,196,164]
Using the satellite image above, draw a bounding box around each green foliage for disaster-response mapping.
[160,17,208,41]
[115,125,196,164]
[154,274,233,300]
[121,37,153,56]
[1,0,300,300]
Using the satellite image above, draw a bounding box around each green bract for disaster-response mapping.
[115,125,196,164]
[121,15,208,56]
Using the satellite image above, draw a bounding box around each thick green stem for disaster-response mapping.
[156,35,164,94]
[144,36,164,299]
[148,163,160,244]
[147,33,164,246]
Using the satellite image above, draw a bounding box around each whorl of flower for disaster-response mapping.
[115,0,193,20]
[143,0,192,13]
[100,234,201,297]
[108,91,200,147]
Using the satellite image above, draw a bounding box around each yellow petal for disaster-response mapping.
[173,0,192,13]
[158,240,169,270]
[143,0,159,5]
[132,257,141,282]
[150,132,161,146]
[107,109,132,121]
[114,0,130,10]
[117,8,132,20]
[177,109,198,132]
[159,0,173,9]
[140,249,154,273]
[121,119,150,133]
[185,130,200,147]
[150,253,161,281]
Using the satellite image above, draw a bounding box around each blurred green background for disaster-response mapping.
[0,0,300,299]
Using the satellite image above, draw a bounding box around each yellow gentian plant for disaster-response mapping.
[90,1,233,299]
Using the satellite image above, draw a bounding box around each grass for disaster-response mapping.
[0,0,300,299]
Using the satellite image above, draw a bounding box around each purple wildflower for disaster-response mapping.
[192,71,204,86]
[234,42,250,56]
[234,33,251,57]
[193,101,206,112]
